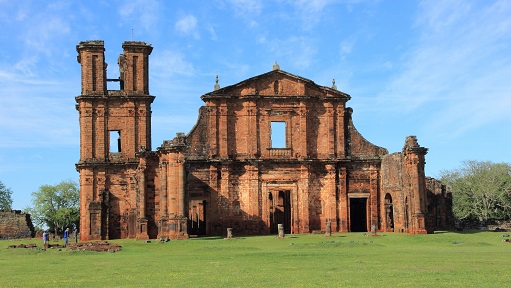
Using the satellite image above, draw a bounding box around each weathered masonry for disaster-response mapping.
[0,210,34,239]
[75,40,453,241]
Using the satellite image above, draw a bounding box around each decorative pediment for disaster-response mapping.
[202,69,350,101]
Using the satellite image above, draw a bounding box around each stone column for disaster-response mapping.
[138,167,146,219]
[326,104,335,158]
[178,156,185,217]
[338,167,348,232]
[136,163,149,240]
[160,162,168,216]
[336,104,346,158]
[325,164,337,231]
[325,221,332,237]
[158,161,168,239]
[299,101,307,158]
[278,224,285,238]
[218,104,228,157]
[369,165,379,232]
[299,164,310,233]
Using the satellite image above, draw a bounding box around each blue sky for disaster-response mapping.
[0,0,510,210]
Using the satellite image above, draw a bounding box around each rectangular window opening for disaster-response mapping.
[271,121,286,148]
[109,130,121,153]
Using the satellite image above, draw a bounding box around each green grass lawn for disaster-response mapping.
[1,231,510,287]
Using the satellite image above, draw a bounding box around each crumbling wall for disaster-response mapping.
[426,177,455,231]
[380,153,407,232]
[0,210,34,239]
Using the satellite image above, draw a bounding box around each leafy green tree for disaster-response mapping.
[28,180,79,235]
[440,160,511,223]
[0,180,13,210]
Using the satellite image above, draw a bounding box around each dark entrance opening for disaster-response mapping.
[350,198,367,232]
[189,200,207,236]
[108,196,121,239]
[148,218,158,240]
[269,190,291,234]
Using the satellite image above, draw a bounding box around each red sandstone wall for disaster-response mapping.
[77,41,452,239]
[426,177,454,231]
[0,210,34,239]
[381,153,406,232]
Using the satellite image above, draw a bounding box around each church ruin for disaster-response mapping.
[75,40,453,241]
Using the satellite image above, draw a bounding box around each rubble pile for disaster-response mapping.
[66,241,122,252]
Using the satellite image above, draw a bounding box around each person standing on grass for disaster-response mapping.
[73,227,78,243]
[64,228,69,246]
[42,231,48,248]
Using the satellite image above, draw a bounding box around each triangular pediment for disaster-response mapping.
[203,69,350,100]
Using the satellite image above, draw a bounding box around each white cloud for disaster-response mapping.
[7,3,72,57]
[227,0,262,27]
[175,15,200,39]
[229,0,263,15]
[339,38,355,59]
[151,50,196,78]
[263,36,318,70]
[0,88,77,148]
[287,0,351,30]
[207,24,218,41]
[119,0,160,32]
[13,57,37,77]
[376,0,511,141]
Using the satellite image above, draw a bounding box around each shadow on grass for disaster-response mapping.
[189,236,224,241]
[450,229,510,235]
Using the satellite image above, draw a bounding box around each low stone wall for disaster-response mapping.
[0,210,35,239]
[458,220,511,231]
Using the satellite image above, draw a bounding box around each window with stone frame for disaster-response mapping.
[270,121,286,148]
[109,130,121,153]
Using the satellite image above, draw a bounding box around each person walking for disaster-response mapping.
[64,228,69,246]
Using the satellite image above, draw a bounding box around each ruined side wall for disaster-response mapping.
[380,153,407,232]
[346,113,388,158]
[426,177,454,231]
[186,106,211,159]
[105,166,137,239]
[142,156,160,239]
[381,138,439,234]
[0,210,34,239]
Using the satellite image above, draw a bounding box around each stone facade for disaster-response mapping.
[76,41,453,241]
[0,210,34,239]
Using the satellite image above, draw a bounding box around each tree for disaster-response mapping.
[28,180,79,235]
[0,180,13,210]
[440,160,511,223]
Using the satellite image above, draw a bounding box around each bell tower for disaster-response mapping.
[76,40,154,241]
